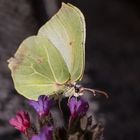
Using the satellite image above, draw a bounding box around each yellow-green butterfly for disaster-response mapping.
[8,3,107,100]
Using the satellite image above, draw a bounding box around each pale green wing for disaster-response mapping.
[38,3,86,82]
[8,36,70,100]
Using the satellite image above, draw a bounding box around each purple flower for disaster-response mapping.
[31,126,53,140]
[68,97,89,119]
[9,111,30,133]
[28,95,53,118]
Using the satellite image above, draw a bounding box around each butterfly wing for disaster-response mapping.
[8,36,70,100]
[38,3,86,82]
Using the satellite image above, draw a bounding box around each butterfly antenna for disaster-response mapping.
[79,87,109,98]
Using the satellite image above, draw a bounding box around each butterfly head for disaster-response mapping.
[74,84,82,93]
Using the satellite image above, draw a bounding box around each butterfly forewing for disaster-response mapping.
[39,3,86,82]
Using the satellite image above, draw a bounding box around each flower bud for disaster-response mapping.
[9,111,30,133]
[31,126,53,140]
[68,97,89,119]
[28,95,53,118]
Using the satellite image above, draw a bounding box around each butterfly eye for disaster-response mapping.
[74,84,82,93]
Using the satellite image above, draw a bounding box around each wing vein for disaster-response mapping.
[30,64,54,82]
[43,45,58,82]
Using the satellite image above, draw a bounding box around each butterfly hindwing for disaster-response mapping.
[8,36,70,100]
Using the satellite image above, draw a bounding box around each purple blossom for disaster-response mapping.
[9,111,30,133]
[31,126,53,140]
[28,95,53,118]
[68,97,89,119]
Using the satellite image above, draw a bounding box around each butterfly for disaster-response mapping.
[8,3,107,100]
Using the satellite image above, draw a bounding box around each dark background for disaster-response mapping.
[0,0,140,140]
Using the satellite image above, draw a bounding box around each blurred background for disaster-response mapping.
[0,0,140,140]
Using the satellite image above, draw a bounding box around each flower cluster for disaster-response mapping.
[9,95,103,140]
